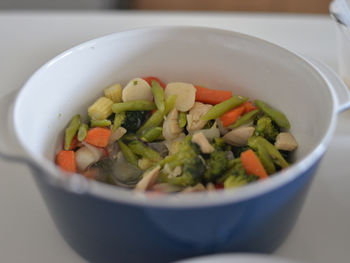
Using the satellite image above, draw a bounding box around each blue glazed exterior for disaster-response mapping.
[31,157,321,263]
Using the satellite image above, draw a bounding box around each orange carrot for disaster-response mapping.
[84,127,111,147]
[194,86,232,105]
[143,76,166,90]
[240,149,268,180]
[220,104,246,127]
[243,101,258,113]
[56,150,77,173]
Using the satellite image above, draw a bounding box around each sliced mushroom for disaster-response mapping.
[122,78,153,102]
[191,132,215,154]
[165,82,196,111]
[223,126,255,147]
[275,132,298,151]
[135,165,161,191]
[162,108,183,141]
[216,118,230,135]
[108,127,127,144]
[75,146,103,171]
[186,102,213,133]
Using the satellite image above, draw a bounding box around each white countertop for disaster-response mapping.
[1,11,350,263]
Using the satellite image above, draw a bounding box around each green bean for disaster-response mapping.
[141,127,163,142]
[254,100,290,129]
[128,140,161,161]
[255,143,276,174]
[178,111,187,128]
[201,95,248,121]
[77,123,89,142]
[248,136,289,168]
[64,114,81,150]
[90,119,112,128]
[151,80,165,112]
[112,112,126,132]
[122,133,138,142]
[136,95,177,136]
[118,141,139,167]
[112,100,156,114]
[229,109,260,129]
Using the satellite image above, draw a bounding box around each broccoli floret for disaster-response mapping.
[216,158,246,183]
[255,116,279,142]
[204,150,228,182]
[158,136,206,187]
[212,137,231,151]
[224,173,259,189]
[121,111,149,133]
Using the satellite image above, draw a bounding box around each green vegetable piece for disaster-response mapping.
[141,127,163,142]
[118,141,139,167]
[136,94,177,136]
[201,95,248,121]
[229,109,260,129]
[77,123,88,142]
[90,119,112,128]
[248,136,289,168]
[121,111,148,133]
[151,80,165,112]
[64,114,81,150]
[217,158,246,183]
[122,133,138,142]
[224,174,259,189]
[178,111,187,128]
[204,150,228,182]
[112,112,126,132]
[255,100,290,129]
[255,116,279,142]
[255,143,276,174]
[112,100,156,114]
[128,140,161,161]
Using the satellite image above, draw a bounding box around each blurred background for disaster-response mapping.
[0,0,332,13]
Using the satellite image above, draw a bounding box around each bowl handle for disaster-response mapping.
[0,90,31,164]
[305,57,350,114]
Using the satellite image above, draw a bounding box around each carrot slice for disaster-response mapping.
[240,149,268,180]
[243,101,258,113]
[84,127,111,147]
[143,76,166,90]
[194,86,232,105]
[56,150,77,173]
[219,104,246,127]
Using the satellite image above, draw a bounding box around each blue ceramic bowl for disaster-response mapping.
[1,27,350,263]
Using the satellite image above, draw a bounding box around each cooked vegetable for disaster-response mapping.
[136,95,177,135]
[122,78,153,102]
[240,149,268,179]
[194,86,232,105]
[229,109,259,129]
[56,150,77,172]
[112,112,126,132]
[56,77,297,194]
[112,100,156,114]
[165,82,196,112]
[128,140,161,161]
[104,83,123,102]
[90,119,112,128]
[77,123,89,142]
[151,80,165,112]
[248,136,289,169]
[178,111,187,128]
[255,100,290,129]
[84,127,111,147]
[141,127,163,142]
[118,140,139,167]
[255,116,279,142]
[201,96,248,121]
[64,114,81,150]
[121,111,148,133]
[88,97,114,120]
[275,132,298,151]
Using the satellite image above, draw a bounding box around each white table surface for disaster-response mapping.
[1,11,350,263]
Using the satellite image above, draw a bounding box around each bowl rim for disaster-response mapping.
[14,25,338,208]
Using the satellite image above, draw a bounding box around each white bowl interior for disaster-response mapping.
[14,27,333,183]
